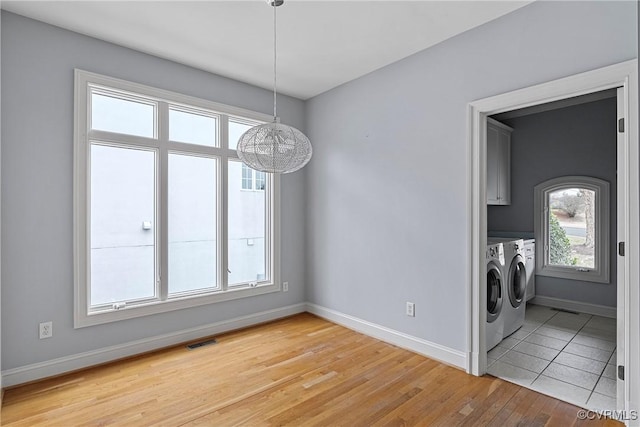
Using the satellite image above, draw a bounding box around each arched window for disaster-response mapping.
[534,176,610,283]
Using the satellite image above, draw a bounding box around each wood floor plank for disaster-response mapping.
[1,313,622,426]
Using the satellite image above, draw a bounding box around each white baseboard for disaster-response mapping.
[2,302,468,388]
[305,303,467,370]
[530,295,617,318]
[2,303,306,387]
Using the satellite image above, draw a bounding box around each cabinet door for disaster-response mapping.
[487,120,512,205]
[497,128,511,205]
[486,125,500,204]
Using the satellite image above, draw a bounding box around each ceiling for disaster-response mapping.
[2,1,532,100]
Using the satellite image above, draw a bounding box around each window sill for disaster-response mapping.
[74,282,280,328]
[536,267,609,284]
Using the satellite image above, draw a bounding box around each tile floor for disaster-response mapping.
[487,304,617,411]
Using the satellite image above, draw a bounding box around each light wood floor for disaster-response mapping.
[1,313,621,426]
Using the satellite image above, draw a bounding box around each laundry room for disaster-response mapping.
[484,90,619,410]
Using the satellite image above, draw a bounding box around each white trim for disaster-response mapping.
[1,303,306,388]
[468,60,638,416]
[74,69,280,327]
[306,303,467,370]
[78,284,282,327]
[1,303,468,387]
[78,70,273,124]
[615,85,629,415]
[486,117,514,132]
[0,3,3,396]
[530,296,616,319]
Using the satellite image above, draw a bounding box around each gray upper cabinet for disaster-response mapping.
[487,118,513,205]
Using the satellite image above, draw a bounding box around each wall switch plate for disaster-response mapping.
[406,302,415,317]
[283,281,289,292]
[39,321,53,339]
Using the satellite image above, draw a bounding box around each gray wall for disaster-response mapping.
[305,1,636,352]
[488,98,618,307]
[0,11,306,371]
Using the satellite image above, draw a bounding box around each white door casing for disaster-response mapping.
[617,85,627,412]
[467,60,638,416]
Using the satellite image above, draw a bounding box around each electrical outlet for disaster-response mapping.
[282,281,289,292]
[406,302,415,317]
[39,321,53,339]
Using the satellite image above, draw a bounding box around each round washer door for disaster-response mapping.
[508,254,526,308]
[487,261,503,323]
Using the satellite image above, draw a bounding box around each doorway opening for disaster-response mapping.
[468,60,638,414]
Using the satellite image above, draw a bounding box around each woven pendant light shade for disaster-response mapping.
[237,122,312,174]
[236,0,312,174]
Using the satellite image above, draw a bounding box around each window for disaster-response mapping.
[534,176,609,283]
[74,70,280,327]
[255,171,266,191]
[241,164,266,191]
[228,117,257,151]
[241,164,253,190]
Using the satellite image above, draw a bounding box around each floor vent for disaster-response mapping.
[551,307,580,315]
[187,338,217,350]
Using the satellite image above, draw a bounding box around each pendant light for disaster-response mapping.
[237,0,312,174]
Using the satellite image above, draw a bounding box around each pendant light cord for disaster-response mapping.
[273,2,277,122]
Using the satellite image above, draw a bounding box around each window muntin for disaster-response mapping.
[75,70,279,327]
[534,176,609,284]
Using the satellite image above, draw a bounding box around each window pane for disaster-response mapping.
[90,144,156,306]
[241,163,253,190]
[548,188,595,268]
[255,171,266,191]
[169,154,218,294]
[169,108,218,147]
[228,160,267,285]
[229,119,256,150]
[91,93,155,138]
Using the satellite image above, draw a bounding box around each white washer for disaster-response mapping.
[489,238,527,338]
[486,242,505,351]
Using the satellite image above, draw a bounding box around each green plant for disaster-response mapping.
[549,213,573,265]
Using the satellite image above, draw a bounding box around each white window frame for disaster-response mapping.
[534,176,610,284]
[74,70,281,328]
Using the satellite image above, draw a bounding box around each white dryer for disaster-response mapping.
[486,242,505,351]
[489,238,527,338]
